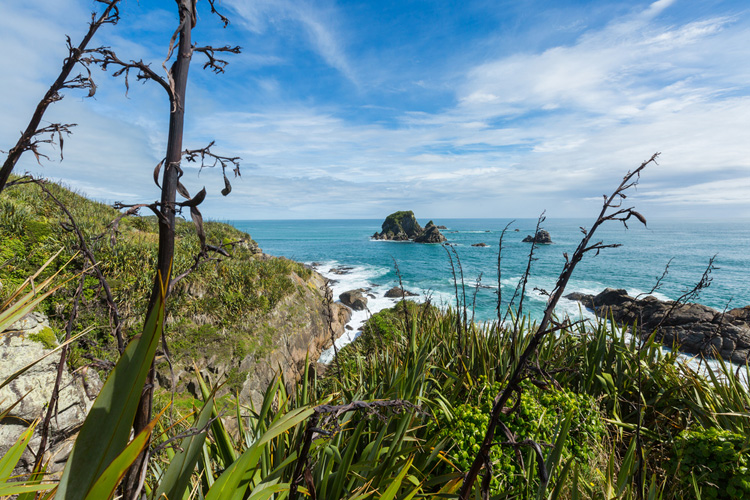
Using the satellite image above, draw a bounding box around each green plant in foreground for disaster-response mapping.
[671,427,750,500]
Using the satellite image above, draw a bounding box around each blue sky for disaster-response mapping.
[1,0,749,219]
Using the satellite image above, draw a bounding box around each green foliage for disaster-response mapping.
[430,378,606,494]
[671,427,750,499]
[0,178,312,373]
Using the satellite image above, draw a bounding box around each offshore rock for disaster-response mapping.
[414,221,447,243]
[340,289,368,310]
[522,229,552,244]
[472,243,488,247]
[384,286,418,298]
[372,212,446,244]
[566,288,750,364]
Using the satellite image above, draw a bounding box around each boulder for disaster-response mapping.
[566,289,750,364]
[414,221,447,243]
[384,286,418,298]
[472,243,488,247]
[522,229,552,244]
[329,266,354,275]
[340,289,368,311]
[436,225,447,230]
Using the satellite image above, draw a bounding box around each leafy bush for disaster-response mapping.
[430,377,606,494]
[671,426,750,499]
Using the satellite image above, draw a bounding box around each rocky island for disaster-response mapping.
[567,288,750,364]
[371,210,446,243]
[522,229,552,244]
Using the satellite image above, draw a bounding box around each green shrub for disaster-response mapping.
[671,427,750,499]
[430,377,606,494]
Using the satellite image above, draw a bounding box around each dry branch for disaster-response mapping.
[0,0,121,193]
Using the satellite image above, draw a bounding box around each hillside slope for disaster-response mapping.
[0,178,349,405]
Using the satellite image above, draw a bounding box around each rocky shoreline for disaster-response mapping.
[567,288,750,364]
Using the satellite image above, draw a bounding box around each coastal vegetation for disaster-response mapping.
[5,168,750,499]
[2,2,748,499]
[0,178,313,372]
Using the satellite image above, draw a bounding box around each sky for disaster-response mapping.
[1,0,749,220]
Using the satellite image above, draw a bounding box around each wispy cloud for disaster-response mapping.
[225,0,358,85]
[2,0,749,219]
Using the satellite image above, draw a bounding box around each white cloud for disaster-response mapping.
[2,0,749,220]
[225,0,358,85]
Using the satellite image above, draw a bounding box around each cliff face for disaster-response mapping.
[156,268,351,408]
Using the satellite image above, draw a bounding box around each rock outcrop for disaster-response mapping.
[414,221,447,243]
[372,212,446,243]
[566,288,750,363]
[384,286,418,298]
[522,229,552,244]
[0,312,101,479]
[340,289,368,310]
[155,270,351,409]
[472,243,488,247]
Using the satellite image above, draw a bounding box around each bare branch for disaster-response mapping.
[0,0,121,193]
[33,178,126,353]
[458,153,660,499]
[82,48,173,98]
[193,45,242,73]
[183,141,241,196]
[207,0,231,27]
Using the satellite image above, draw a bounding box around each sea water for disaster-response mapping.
[230,218,750,360]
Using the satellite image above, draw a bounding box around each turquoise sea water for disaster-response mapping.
[230,218,750,326]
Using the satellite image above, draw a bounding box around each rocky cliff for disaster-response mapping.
[156,268,351,407]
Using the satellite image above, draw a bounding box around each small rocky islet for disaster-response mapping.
[371,210,446,243]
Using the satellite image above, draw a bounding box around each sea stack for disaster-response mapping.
[522,229,552,244]
[372,211,446,243]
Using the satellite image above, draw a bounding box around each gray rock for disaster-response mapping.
[384,286,418,298]
[414,221,447,244]
[340,289,368,311]
[522,229,552,244]
[0,313,101,479]
[329,266,354,275]
[472,243,488,247]
[565,289,750,364]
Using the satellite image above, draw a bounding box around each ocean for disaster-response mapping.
[230,218,750,359]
